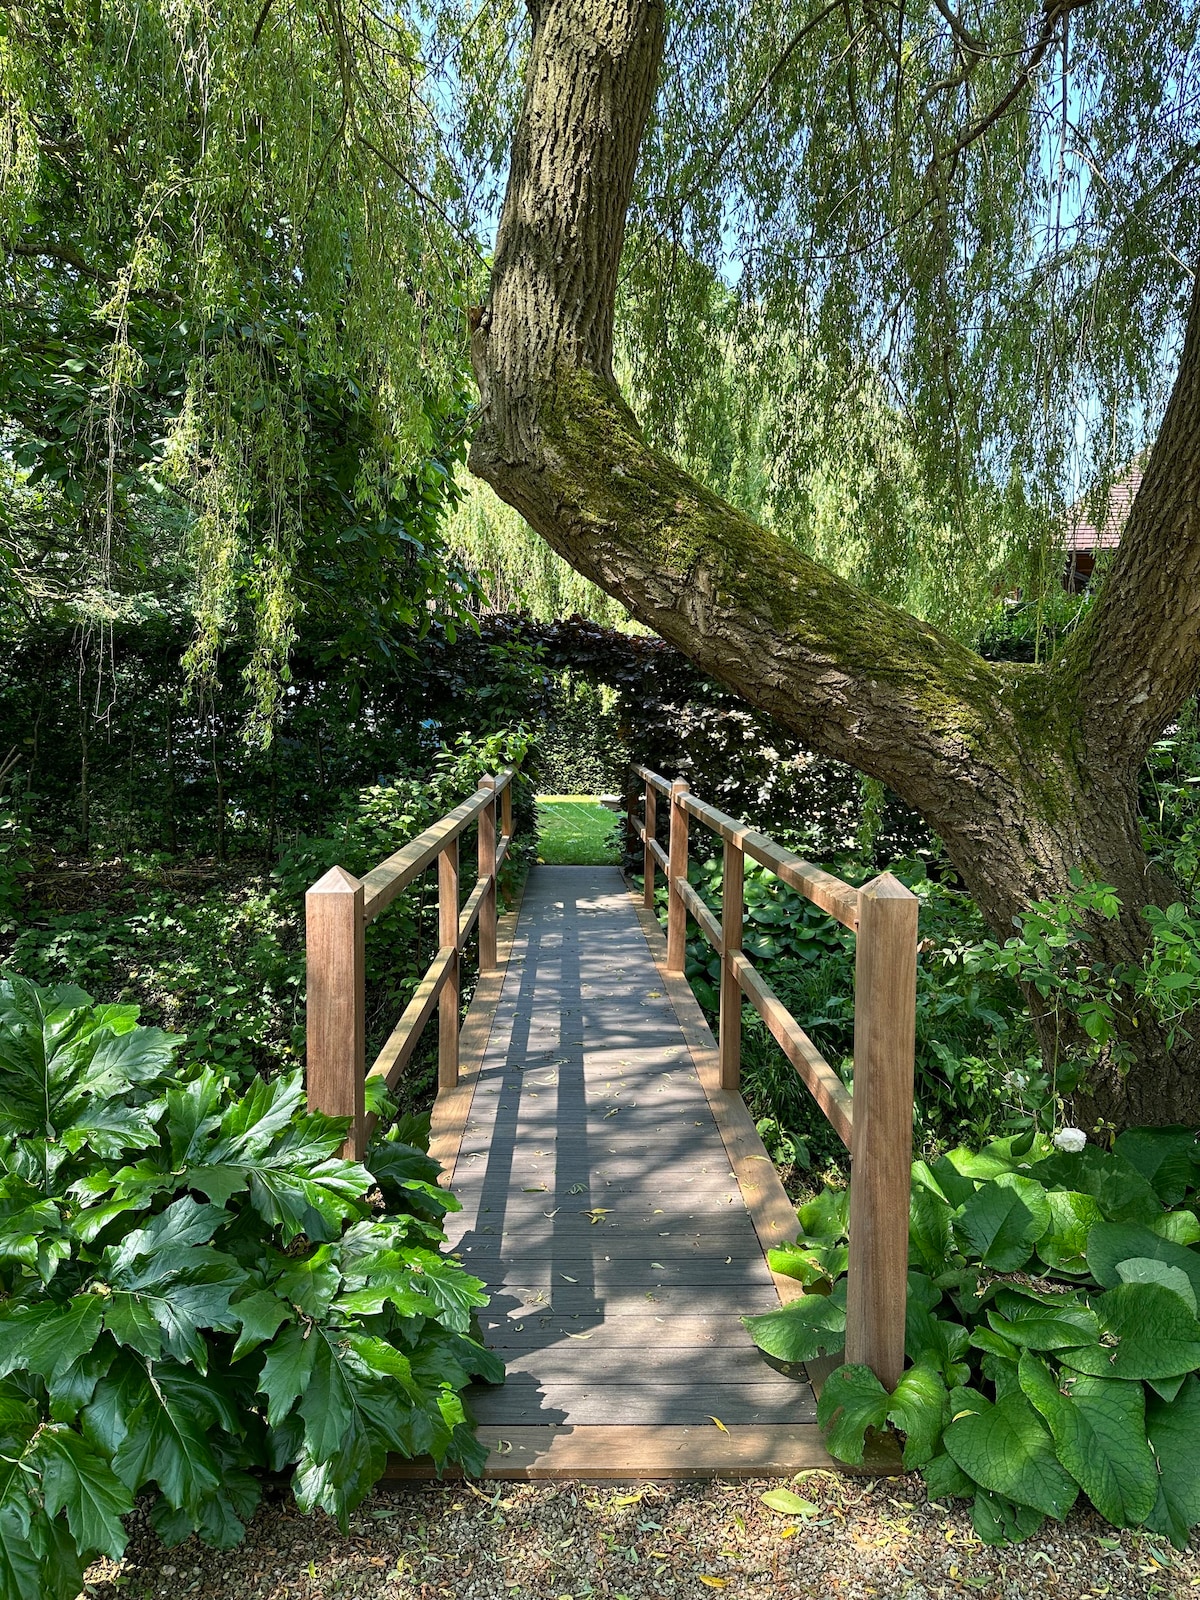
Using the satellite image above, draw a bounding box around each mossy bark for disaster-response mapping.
[469,0,1200,1129]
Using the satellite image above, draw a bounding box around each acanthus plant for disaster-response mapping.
[0,975,501,1598]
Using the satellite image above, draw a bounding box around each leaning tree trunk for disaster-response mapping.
[468,0,1200,1130]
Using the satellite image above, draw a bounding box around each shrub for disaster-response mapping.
[0,976,499,1596]
[745,1128,1200,1549]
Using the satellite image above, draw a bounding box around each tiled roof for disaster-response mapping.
[1064,458,1145,552]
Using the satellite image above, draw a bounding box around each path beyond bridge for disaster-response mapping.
[427,865,833,1478]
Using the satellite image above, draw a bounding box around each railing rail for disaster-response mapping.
[630,761,917,1391]
[306,766,516,1160]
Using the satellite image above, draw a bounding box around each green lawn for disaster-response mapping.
[536,796,622,865]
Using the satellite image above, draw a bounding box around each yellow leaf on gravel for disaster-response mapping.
[709,1416,729,1432]
[698,1579,728,1589]
[612,1493,643,1506]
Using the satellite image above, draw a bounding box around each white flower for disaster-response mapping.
[1052,1127,1087,1153]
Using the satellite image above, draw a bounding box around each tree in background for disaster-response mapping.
[463,0,1200,1128]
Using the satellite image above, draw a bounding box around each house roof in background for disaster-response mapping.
[1064,457,1146,552]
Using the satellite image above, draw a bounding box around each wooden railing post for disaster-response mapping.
[719,837,744,1090]
[500,776,513,847]
[665,777,690,973]
[845,872,918,1391]
[438,835,460,1089]
[306,865,366,1159]
[642,779,658,907]
[478,774,498,973]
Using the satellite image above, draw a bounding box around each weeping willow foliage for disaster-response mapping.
[1,0,474,733]
[426,0,1200,637]
[444,477,631,625]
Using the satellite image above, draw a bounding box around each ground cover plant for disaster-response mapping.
[745,1128,1200,1550]
[535,798,621,866]
[2,731,533,1106]
[0,976,501,1597]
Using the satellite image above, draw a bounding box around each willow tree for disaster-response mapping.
[460,0,1200,1129]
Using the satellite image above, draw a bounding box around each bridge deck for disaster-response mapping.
[431,865,831,1476]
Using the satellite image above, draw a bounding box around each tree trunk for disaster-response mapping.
[469,0,1200,1129]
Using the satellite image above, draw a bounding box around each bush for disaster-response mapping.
[0,976,499,1595]
[745,1128,1200,1549]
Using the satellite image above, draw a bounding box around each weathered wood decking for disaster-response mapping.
[417,864,842,1479]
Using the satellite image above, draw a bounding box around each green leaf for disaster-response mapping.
[1113,1128,1197,1207]
[258,1323,315,1427]
[817,1362,947,1469]
[0,1297,104,1384]
[1058,1282,1200,1381]
[110,1364,228,1512]
[1086,1222,1200,1303]
[760,1488,817,1516]
[37,1426,133,1559]
[1035,1190,1104,1275]
[1030,1148,1163,1225]
[970,1490,1045,1546]
[954,1174,1051,1271]
[796,1187,849,1241]
[985,1290,1100,1351]
[743,1285,847,1363]
[1017,1353,1157,1527]
[1144,1375,1200,1549]
[1115,1257,1197,1315]
[1147,1210,1200,1246]
[231,1290,292,1360]
[923,1449,973,1500]
[909,1185,954,1274]
[275,1246,341,1316]
[943,1391,1078,1519]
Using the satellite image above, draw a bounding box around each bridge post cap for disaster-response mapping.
[307,864,363,896]
[859,871,918,901]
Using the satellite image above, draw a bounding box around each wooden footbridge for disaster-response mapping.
[306,767,917,1478]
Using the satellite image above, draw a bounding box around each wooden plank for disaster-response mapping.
[631,763,672,797]
[428,870,528,1180]
[677,793,860,929]
[438,838,460,1090]
[665,780,690,972]
[642,781,657,904]
[478,1315,770,1348]
[470,1258,776,1286]
[362,788,490,920]
[491,1345,794,1384]
[478,776,498,972]
[367,946,455,1090]
[484,1284,782,1316]
[845,872,918,1392]
[468,1382,817,1426]
[457,875,489,944]
[627,896,811,1295]
[675,876,721,952]
[383,1422,851,1480]
[305,866,365,1158]
[719,838,744,1091]
[732,952,854,1149]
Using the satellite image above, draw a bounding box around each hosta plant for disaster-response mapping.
[745,1126,1200,1548]
[0,976,500,1598]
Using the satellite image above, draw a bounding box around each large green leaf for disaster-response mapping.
[36,1426,132,1560]
[1113,1128,1198,1207]
[1115,1257,1197,1314]
[0,1298,104,1385]
[1035,1190,1104,1275]
[970,1490,1045,1546]
[743,1284,847,1363]
[109,1363,234,1512]
[1058,1282,1200,1380]
[1017,1353,1157,1527]
[954,1174,1051,1271]
[909,1185,954,1274]
[1144,1374,1200,1549]
[943,1391,1078,1519]
[985,1290,1099,1351]
[1085,1221,1200,1302]
[1029,1147,1163,1225]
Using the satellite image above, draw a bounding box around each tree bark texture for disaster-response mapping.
[469,0,1200,1128]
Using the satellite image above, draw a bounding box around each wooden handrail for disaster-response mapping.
[306,765,518,1160]
[629,762,917,1391]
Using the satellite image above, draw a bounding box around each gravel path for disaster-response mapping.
[86,1472,1199,1600]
